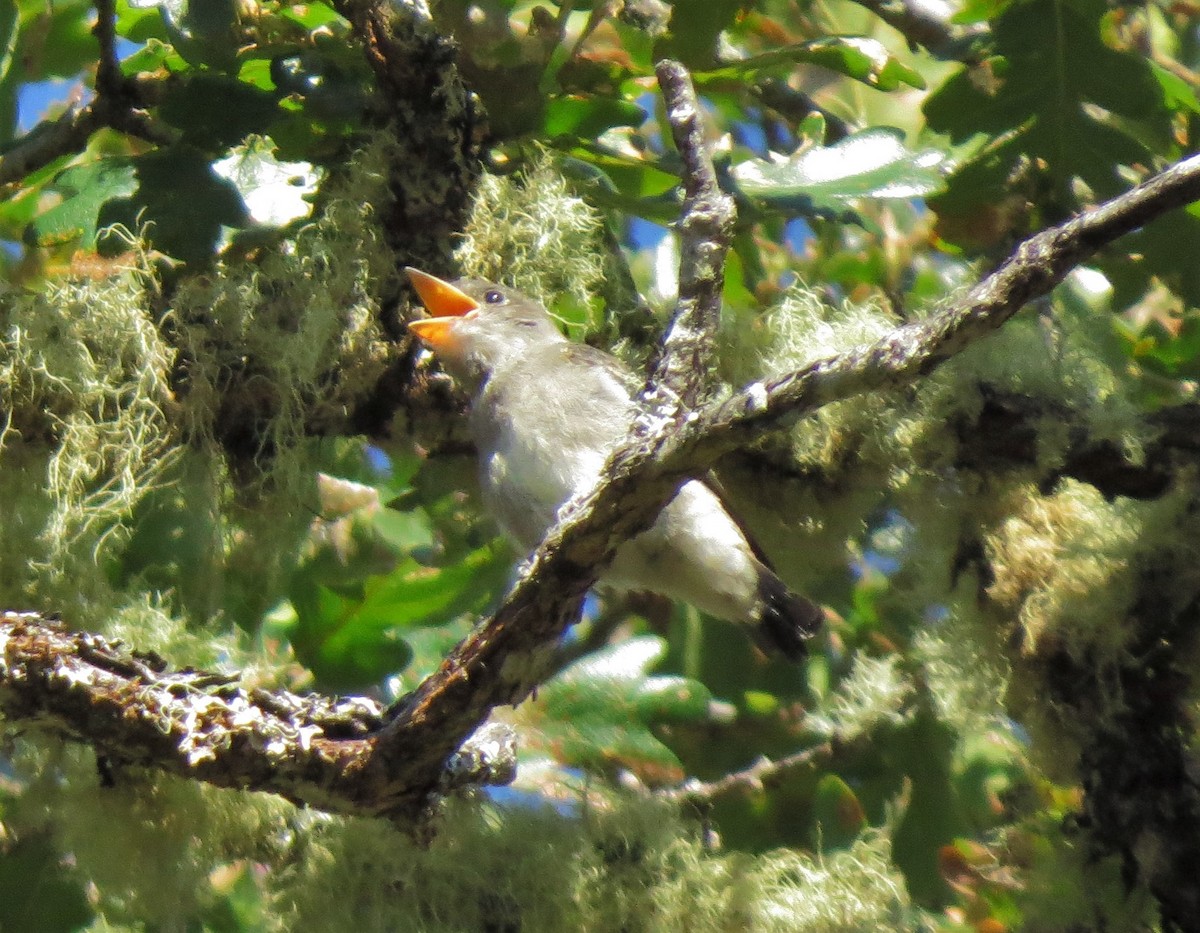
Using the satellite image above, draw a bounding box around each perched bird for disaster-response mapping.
[406,268,823,660]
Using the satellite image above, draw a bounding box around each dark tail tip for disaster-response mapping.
[755,571,824,662]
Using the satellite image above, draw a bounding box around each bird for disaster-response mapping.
[405,268,823,660]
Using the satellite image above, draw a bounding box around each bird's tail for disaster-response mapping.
[753,568,824,661]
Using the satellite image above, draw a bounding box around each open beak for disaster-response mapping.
[406,268,478,349]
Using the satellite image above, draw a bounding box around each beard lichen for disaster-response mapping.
[0,270,178,577]
[0,133,400,619]
[455,153,607,316]
[268,795,912,933]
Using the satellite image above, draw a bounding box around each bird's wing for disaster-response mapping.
[697,469,781,572]
[560,343,642,396]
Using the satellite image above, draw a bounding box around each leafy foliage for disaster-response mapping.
[1,0,1199,930]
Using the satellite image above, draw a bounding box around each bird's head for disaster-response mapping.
[406,268,564,387]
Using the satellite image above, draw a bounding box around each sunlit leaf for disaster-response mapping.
[543,95,645,140]
[26,158,139,247]
[697,36,925,92]
[212,140,322,227]
[118,37,187,76]
[17,0,95,80]
[811,774,868,850]
[288,541,510,689]
[528,637,717,782]
[731,128,946,218]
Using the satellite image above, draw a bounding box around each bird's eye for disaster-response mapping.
[484,289,504,304]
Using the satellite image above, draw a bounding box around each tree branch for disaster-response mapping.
[0,2,172,188]
[0,611,514,815]
[663,741,836,805]
[93,0,123,99]
[4,75,1200,822]
[845,0,987,60]
[700,153,1200,451]
[370,151,1200,819]
[645,60,736,414]
[332,0,482,341]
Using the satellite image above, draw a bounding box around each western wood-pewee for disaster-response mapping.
[406,268,823,659]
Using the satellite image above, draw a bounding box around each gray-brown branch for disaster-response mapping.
[645,60,736,414]
[362,156,1200,819]
[0,611,514,816]
[4,114,1200,821]
[846,0,987,60]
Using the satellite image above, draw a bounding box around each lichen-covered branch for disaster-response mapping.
[0,611,514,816]
[5,73,1200,824]
[954,391,1200,500]
[371,150,1200,818]
[703,153,1200,452]
[332,0,482,344]
[646,60,736,414]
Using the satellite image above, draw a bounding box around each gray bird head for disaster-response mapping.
[406,269,565,389]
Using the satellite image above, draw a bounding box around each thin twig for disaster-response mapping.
[846,0,987,61]
[663,741,836,804]
[0,104,106,187]
[93,0,123,99]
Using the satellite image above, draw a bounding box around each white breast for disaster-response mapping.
[470,344,633,550]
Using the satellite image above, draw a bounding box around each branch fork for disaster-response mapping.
[4,57,1200,823]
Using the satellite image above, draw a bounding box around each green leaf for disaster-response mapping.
[1150,61,1200,115]
[926,0,1173,250]
[731,128,947,218]
[810,774,868,850]
[289,580,415,690]
[0,0,19,146]
[530,637,716,780]
[658,0,748,68]
[543,95,646,140]
[160,73,281,150]
[119,38,187,77]
[698,36,925,92]
[353,544,511,629]
[1124,313,1200,380]
[278,1,346,32]
[25,147,248,263]
[129,0,238,68]
[1101,204,1200,308]
[288,541,510,689]
[559,148,681,222]
[0,834,93,932]
[26,158,140,247]
[372,507,436,553]
[17,0,95,79]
